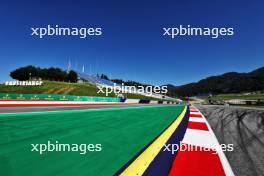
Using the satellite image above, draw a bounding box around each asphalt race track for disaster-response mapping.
[197,105,264,176]
[0,104,164,114]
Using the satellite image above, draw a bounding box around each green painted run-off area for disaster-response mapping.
[0,105,184,176]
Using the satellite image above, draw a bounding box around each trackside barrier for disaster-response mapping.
[225,99,264,106]
[123,99,140,103]
[139,100,150,104]
[122,99,175,104]
[0,93,120,102]
[0,93,180,105]
[150,100,158,104]
[0,101,122,107]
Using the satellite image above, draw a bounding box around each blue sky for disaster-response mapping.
[0,0,263,85]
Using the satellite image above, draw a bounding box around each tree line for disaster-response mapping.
[10,65,78,82]
[166,67,264,97]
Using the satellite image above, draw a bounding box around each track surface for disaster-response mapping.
[0,104,184,176]
[0,104,162,114]
[197,105,264,176]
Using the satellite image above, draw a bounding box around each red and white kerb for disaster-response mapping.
[169,107,234,176]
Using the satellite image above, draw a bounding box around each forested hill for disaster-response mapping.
[166,67,264,97]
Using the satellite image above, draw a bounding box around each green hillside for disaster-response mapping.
[0,81,159,100]
[166,66,264,97]
[207,93,264,101]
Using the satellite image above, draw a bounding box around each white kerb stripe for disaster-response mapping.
[189,117,206,123]
[182,129,218,149]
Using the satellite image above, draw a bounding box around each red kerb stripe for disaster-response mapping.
[189,113,203,118]
[187,122,209,131]
[169,144,225,176]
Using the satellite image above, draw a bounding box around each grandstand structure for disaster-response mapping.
[76,72,181,102]
[77,72,115,86]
